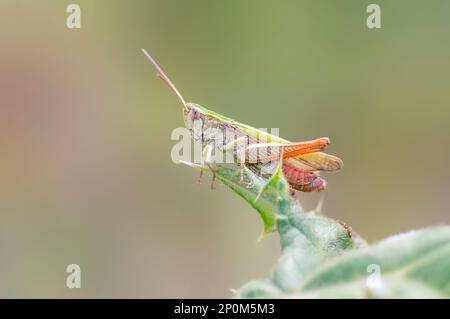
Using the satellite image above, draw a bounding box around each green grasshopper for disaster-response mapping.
[142,49,343,192]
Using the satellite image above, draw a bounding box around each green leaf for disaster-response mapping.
[210,163,364,252]
[212,165,279,236]
[295,226,450,298]
[235,226,450,298]
[181,162,450,298]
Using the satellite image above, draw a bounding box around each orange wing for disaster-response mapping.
[284,152,343,172]
[243,137,342,172]
[245,137,330,163]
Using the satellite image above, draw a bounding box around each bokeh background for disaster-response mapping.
[1,0,449,298]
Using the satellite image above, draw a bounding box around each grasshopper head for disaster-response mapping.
[183,103,209,140]
[183,103,211,142]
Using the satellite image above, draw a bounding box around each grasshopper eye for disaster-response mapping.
[191,109,201,120]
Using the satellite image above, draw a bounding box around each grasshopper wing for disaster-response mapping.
[286,152,343,172]
[245,137,330,163]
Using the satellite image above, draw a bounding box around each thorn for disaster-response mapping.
[256,232,266,243]
[253,169,275,204]
[315,196,324,213]
[254,186,265,204]
[338,220,353,238]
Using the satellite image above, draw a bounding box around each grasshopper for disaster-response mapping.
[142,49,343,192]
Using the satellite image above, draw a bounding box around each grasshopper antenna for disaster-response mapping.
[141,48,188,110]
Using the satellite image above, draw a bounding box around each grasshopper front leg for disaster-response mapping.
[198,142,217,189]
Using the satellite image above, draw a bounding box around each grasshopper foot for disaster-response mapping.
[197,170,203,185]
[206,162,217,189]
[210,173,216,189]
[289,186,297,199]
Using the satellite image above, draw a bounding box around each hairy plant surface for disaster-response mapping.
[184,163,450,298]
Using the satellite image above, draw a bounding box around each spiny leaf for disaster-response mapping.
[193,163,361,250]
[236,227,450,298]
[180,161,450,298]
[297,226,450,297]
[181,162,365,295]
[213,165,279,236]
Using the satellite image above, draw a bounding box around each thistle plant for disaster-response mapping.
[185,163,450,299]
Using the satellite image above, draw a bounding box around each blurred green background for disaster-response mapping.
[1,0,449,298]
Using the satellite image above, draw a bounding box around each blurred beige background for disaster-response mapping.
[0,0,449,298]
